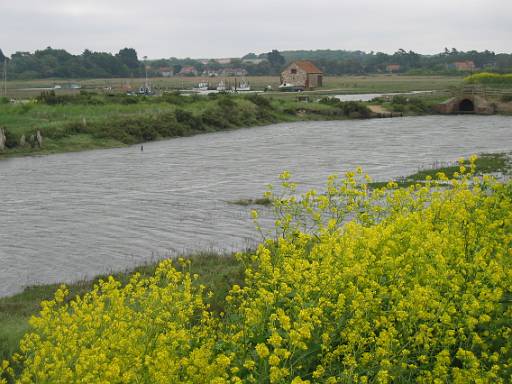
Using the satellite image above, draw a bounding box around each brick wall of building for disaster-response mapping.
[281,63,308,87]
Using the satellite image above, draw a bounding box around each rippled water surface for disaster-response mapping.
[334,90,433,102]
[1,115,511,296]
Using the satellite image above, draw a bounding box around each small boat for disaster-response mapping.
[279,82,304,92]
[137,85,154,95]
[193,82,209,91]
[216,80,226,92]
[235,79,251,92]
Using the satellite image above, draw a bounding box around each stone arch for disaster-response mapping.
[459,98,475,113]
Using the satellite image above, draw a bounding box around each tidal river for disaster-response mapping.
[1,115,511,297]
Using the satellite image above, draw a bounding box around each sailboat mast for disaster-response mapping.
[2,60,6,97]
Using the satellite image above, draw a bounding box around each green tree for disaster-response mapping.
[116,48,140,70]
[242,52,257,60]
[267,49,285,71]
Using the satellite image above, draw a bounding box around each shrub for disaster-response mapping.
[175,109,204,131]
[391,95,408,105]
[161,92,187,105]
[319,97,341,106]
[119,96,139,105]
[341,101,371,117]
[464,72,512,85]
[245,94,272,109]
[16,103,33,115]
[217,95,236,110]
[201,107,230,129]
[2,128,19,148]
[500,94,512,102]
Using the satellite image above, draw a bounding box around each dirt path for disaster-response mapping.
[368,105,389,114]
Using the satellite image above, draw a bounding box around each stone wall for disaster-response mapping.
[307,74,323,88]
[434,94,495,115]
[281,63,308,88]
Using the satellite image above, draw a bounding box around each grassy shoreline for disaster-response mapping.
[0,90,449,161]
[0,252,244,362]
[1,80,510,161]
[0,93,365,161]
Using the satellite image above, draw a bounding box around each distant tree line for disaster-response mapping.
[0,47,142,79]
[150,48,512,76]
[275,48,512,75]
[0,47,511,79]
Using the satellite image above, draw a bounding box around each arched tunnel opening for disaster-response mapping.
[459,99,475,113]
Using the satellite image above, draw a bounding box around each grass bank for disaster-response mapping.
[0,252,244,362]
[4,75,464,99]
[0,92,374,160]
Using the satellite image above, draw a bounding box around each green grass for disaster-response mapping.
[4,75,464,98]
[369,153,512,188]
[0,252,243,362]
[0,93,378,160]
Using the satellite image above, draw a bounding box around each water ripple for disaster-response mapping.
[1,115,511,296]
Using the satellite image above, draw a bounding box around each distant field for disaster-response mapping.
[3,75,465,99]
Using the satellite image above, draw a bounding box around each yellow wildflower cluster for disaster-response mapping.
[3,157,512,383]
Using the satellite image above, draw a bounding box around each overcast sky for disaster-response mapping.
[1,0,510,58]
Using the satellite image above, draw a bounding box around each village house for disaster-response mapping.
[386,64,401,73]
[448,61,476,71]
[215,58,233,65]
[178,66,199,76]
[158,67,174,77]
[280,60,323,90]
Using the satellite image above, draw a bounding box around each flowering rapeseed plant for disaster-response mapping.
[3,157,512,383]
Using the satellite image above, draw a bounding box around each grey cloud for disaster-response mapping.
[0,0,509,58]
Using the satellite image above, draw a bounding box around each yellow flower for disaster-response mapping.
[255,343,269,358]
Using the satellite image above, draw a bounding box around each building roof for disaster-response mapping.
[179,66,198,73]
[291,60,323,74]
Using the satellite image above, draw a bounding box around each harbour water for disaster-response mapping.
[1,115,511,297]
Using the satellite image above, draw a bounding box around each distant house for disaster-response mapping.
[178,66,199,76]
[220,68,248,76]
[159,67,174,77]
[215,58,233,65]
[448,61,476,71]
[386,64,401,73]
[280,60,323,90]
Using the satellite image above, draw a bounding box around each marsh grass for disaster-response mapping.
[0,93,380,159]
